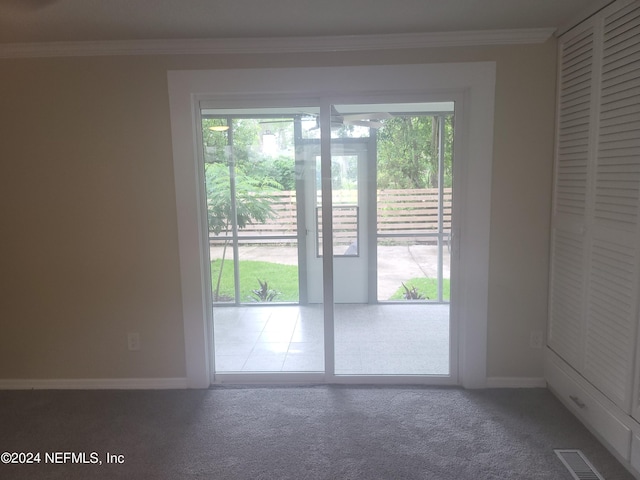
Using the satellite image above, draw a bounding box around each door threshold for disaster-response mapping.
[211,372,456,386]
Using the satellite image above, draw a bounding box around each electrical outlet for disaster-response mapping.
[127,332,140,351]
[530,330,543,349]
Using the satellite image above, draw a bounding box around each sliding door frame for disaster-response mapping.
[168,63,496,388]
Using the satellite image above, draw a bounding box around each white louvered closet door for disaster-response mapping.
[548,19,596,371]
[583,0,640,416]
[585,0,640,415]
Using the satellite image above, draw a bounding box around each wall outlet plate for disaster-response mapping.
[530,330,543,349]
[127,332,140,351]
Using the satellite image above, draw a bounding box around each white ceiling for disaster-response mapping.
[0,0,606,45]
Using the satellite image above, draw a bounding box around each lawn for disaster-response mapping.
[212,259,449,303]
[211,259,299,302]
[388,277,450,301]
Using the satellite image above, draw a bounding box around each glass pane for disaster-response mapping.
[333,102,454,376]
[201,106,324,374]
[300,106,371,140]
[316,205,359,257]
[315,153,359,257]
[209,237,235,304]
[335,304,449,375]
[237,241,299,304]
[202,121,236,303]
[377,237,451,302]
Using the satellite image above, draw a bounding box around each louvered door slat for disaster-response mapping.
[562,66,592,86]
[600,119,640,135]
[601,84,640,104]
[602,50,640,73]
[559,134,590,148]
[565,49,595,70]
[600,95,640,114]
[559,92,591,108]
[601,65,640,90]
[605,25,640,52]
[603,44,640,66]
[598,139,640,153]
[565,29,595,55]
[604,2,640,34]
[602,81,640,100]
[560,123,591,138]
[562,71,592,92]
[601,104,640,121]
[604,33,640,58]
[561,90,593,109]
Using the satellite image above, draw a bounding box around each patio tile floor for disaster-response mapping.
[213,303,449,375]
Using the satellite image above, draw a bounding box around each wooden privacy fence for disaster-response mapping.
[215,188,452,242]
[377,188,452,236]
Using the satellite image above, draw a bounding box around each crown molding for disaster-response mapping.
[0,28,555,59]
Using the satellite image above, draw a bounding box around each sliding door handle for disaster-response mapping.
[569,395,586,409]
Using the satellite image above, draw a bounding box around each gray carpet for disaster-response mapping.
[0,386,635,479]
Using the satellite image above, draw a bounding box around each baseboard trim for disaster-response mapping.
[0,377,188,390]
[485,377,547,388]
[0,377,546,390]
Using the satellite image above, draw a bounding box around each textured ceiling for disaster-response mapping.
[0,0,604,44]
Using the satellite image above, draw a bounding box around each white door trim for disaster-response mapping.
[167,63,496,388]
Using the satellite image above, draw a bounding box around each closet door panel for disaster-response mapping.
[597,0,640,236]
[584,235,638,412]
[585,0,640,414]
[549,21,596,366]
[548,228,587,368]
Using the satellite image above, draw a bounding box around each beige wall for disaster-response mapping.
[0,39,557,380]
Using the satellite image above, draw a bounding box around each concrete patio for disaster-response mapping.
[213,303,450,376]
[210,242,451,376]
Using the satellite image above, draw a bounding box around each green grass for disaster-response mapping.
[388,277,450,301]
[212,260,449,303]
[211,259,299,303]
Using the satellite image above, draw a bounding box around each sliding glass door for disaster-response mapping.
[201,112,304,305]
[199,99,456,381]
[330,103,454,376]
[200,107,325,374]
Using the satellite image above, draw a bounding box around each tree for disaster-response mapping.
[205,161,281,302]
[203,117,283,302]
[376,115,454,189]
[203,117,296,189]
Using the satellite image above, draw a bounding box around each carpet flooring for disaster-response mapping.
[0,386,635,479]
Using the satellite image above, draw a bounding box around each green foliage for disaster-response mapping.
[401,282,425,300]
[251,279,280,302]
[211,260,299,303]
[203,113,454,193]
[442,115,454,189]
[389,278,451,301]
[204,163,282,235]
[377,115,454,189]
[203,117,287,301]
[250,155,296,190]
[203,117,294,193]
